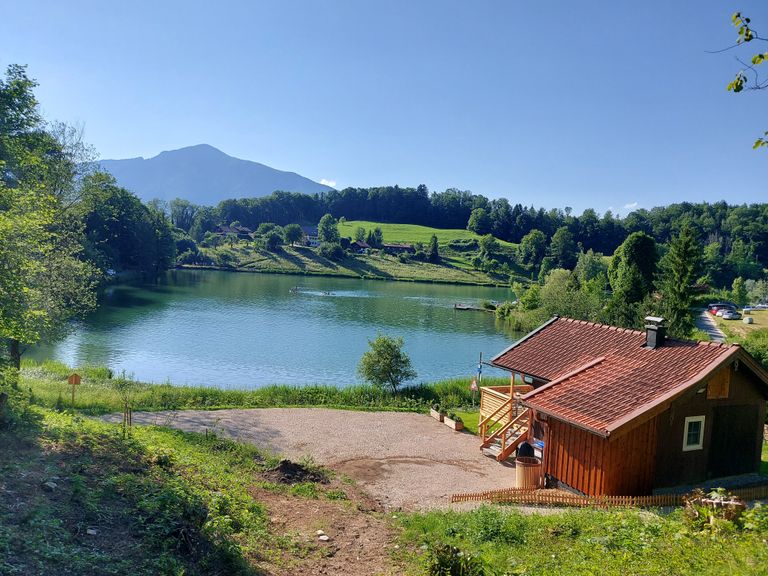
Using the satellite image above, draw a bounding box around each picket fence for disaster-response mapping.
[450,484,768,508]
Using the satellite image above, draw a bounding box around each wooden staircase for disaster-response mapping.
[479,402,531,462]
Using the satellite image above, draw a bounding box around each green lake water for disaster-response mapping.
[32,270,522,389]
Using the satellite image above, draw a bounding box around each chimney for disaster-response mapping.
[644,316,667,349]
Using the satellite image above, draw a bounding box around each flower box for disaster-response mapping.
[430,408,444,422]
[444,416,464,431]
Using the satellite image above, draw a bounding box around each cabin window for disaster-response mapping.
[683,416,705,451]
[706,368,730,400]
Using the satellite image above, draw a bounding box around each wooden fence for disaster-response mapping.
[451,484,768,508]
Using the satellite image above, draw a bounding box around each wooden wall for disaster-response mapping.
[544,416,658,496]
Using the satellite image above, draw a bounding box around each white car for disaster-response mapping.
[722,310,742,320]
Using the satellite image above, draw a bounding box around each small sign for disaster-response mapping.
[68,374,81,386]
[470,379,478,391]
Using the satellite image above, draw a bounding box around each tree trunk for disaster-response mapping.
[0,392,8,429]
[9,339,20,371]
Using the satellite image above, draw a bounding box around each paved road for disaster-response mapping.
[695,310,726,342]
[104,408,516,510]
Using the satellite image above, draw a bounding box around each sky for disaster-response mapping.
[3,1,766,214]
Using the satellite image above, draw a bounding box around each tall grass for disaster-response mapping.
[21,359,506,415]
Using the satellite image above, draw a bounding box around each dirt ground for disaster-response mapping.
[104,408,516,511]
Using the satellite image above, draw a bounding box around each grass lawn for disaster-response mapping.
[199,244,509,285]
[338,220,517,249]
[396,504,768,576]
[21,360,509,416]
[713,309,768,339]
[453,409,480,435]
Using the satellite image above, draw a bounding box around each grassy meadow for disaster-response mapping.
[200,243,508,284]
[20,359,504,416]
[338,220,517,248]
[194,219,531,286]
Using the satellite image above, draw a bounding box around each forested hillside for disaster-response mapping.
[172,187,767,292]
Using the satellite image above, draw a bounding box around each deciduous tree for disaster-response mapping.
[357,335,416,393]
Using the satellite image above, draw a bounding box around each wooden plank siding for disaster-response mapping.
[544,416,658,496]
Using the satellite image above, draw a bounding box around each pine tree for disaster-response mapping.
[428,235,439,263]
[657,225,701,338]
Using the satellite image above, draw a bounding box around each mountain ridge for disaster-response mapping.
[98,144,333,205]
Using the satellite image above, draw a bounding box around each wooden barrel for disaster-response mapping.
[515,456,542,488]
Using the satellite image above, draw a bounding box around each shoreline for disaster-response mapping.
[176,263,511,287]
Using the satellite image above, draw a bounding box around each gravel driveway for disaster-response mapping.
[104,408,516,510]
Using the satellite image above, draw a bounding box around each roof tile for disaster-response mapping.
[491,317,736,435]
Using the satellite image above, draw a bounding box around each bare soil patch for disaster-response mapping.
[107,408,515,510]
[250,478,400,576]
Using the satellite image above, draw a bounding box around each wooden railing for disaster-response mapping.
[492,409,531,461]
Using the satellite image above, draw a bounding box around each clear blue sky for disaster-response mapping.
[4,1,766,214]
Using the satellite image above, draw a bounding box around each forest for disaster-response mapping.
[176,187,767,292]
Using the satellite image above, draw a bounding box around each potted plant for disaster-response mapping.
[430,403,445,422]
[444,412,464,431]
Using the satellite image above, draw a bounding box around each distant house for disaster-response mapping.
[481,316,768,496]
[382,242,415,254]
[216,224,253,239]
[301,225,320,247]
[351,240,370,253]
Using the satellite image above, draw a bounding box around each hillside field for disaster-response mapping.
[338,220,517,248]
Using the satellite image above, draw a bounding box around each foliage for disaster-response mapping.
[264,230,283,251]
[725,12,768,149]
[357,335,417,393]
[742,329,768,368]
[318,241,344,260]
[466,208,492,235]
[477,234,500,262]
[732,276,748,306]
[169,198,199,232]
[428,234,440,263]
[283,222,303,245]
[607,232,658,328]
[0,65,101,368]
[549,226,577,269]
[426,543,486,576]
[656,224,701,337]
[317,213,340,243]
[518,229,547,269]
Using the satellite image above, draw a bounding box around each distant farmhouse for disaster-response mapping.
[382,242,415,254]
[216,224,253,239]
[481,316,768,496]
[300,225,320,247]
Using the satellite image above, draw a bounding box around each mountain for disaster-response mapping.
[98,144,333,205]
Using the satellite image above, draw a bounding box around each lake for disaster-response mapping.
[31,270,522,388]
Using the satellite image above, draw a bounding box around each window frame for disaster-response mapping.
[682,415,705,452]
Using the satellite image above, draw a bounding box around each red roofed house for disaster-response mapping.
[481,316,768,496]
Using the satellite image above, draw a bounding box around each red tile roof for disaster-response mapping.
[491,317,749,437]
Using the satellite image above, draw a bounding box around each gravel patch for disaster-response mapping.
[103,408,516,510]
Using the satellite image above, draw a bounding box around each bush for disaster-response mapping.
[319,242,344,261]
[742,329,768,370]
[426,543,486,576]
[447,239,478,252]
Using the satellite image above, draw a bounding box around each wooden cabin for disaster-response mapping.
[481,316,768,496]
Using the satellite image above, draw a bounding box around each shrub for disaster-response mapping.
[426,543,486,576]
[319,242,344,261]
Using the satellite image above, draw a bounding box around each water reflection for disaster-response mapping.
[31,270,520,388]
